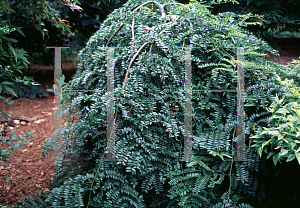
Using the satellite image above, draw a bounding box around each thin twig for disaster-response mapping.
[132,1,166,18]
[106,1,187,47]
[181,39,185,54]
[222,31,236,44]
[159,15,180,34]
[273,0,283,8]
[105,23,124,47]
[122,41,154,90]
[105,1,164,47]
[146,14,193,33]
[184,18,193,31]
[159,11,194,34]
[231,37,236,44]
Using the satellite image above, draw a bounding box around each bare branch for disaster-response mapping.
[105,23,124,47]
[222,31,235,44]
[273,0,283,8]
[184,18,193,31]
[132,1,166,18]
[106,1,165,47]
[106,1,189,46]
[122,41,155,90]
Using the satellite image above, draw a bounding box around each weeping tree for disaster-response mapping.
[24,0,293,207]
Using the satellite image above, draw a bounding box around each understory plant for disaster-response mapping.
[25,0,294,207]
[11,76,47,100]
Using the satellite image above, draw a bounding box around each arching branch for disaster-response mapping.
[106,1,187,47]
[122,41,155,91]
[132,1,166,18]
[105,23,124,47]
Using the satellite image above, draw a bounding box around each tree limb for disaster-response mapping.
[149,42,154,53]
[106,1,165,47]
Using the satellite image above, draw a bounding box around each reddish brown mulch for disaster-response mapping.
[0,57,78,207]
[0,94,58,206]
[265,37,300,65]
[0,37,299,207]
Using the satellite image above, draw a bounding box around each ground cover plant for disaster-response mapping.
[23,0,297,207]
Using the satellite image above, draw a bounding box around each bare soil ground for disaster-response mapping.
[0,37,300,207]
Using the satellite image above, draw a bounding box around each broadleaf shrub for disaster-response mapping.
[26,0,295,207]
[0,19,30,99]
[285,56,300,87]
[0,0,129,66]
[250,75,300,166]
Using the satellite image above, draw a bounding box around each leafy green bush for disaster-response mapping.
[0,19,30,99]
[24,0,294,207]
[210,0,300,43]
[0,0,129,66]
[250,75,300,166]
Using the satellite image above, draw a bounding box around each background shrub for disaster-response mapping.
[210,0,300,45]
[0,0,128,66]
